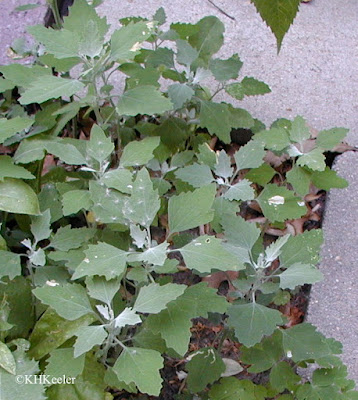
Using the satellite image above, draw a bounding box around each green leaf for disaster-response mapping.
[33,283,94,321]
[289,115,310,143]
[89,181,127,224]
[86,276,121,305]
[29,308,96,360]
[316,127,348,150]
[19,76,85,105]
[113,347,163,396]
[234,140,266,171]
[0,78,14,92]
[146,282,227,355]
[0,341,16,374]
[209,54,242,82]
[101,168,133,194]
[74,325,108,358]
[189,16,224,64]
[227,302,283,347]
[175,163,214,188]
[209,377,266,400]
[31,209,51,244]
[167,83,195,109]
[224,179,255,201]
[251,0,300,51]
[28,24,80,58]
[62,190,92,216]
[45,348,85,378]
[87,125,114,164]
[279,263,323,289]
[256,184,306,222]
[117,86,172,116]
[45,141,87,165]
[134,283,186,314]
[176,39,198,66]
[241,76,271,96]
[265,235,290,263]
[0,178,40,215]
[186,347,225,393]
[114,307,142,329]
[279,229,323,267]
[0,64,52,88]
[311,167,348,190]
[199,101,232,143]
[286,166,311,196]
[51,226,95,252]
[240,330,283,373]
[214,150,233,179]
[129,242,169,266]
[147,283,227,355]
[180,235,244,273]
[0,342,46,400]
[297,148,326,171]
[255,127,290,151]
[269,361,300,391]
[245,163,276,186]
[110,22,151,62]
[0,117,34,144]
[130,224,147,249]
[168,184,216,233]
[0,251,21,280]
[125,168,160,227]
[72,242,127,280]
[221,214,260,260]
[0,156,34,181]
[120,137,160,167]
[62,0,108,58]
[225,83,245,101]
[281,323,335,362]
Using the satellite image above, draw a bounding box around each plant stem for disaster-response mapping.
[49,0,62,29]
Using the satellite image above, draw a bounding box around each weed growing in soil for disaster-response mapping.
[0,1,356,399]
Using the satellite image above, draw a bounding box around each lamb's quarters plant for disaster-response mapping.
[0,1,356,399]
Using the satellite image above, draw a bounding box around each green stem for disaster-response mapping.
[36,158,44,194]
[49,1,62,29]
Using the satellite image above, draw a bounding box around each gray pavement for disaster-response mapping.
[0,0,46,65]
[0,0,358,384]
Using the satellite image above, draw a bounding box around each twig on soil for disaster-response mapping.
[206,0,236,21]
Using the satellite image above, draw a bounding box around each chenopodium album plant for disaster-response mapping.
[0,1,356,399]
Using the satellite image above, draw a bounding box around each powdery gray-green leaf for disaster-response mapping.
[180,235,244,273]
[279,262,323,289]
[0,341,16,375]
[45,348,85,379]
[223,179,255,201]
[31,209,51,244]
[175,163,214,188]
[168,184,216,234]
[125,168,160,227]
[50,226,95,252]
[32,283,93,321]
[134,283,186,314]
[86,276,121,305]
[72,242,127,280]
[117,86,172,116]
[62,190,92,216]
[316,127,349,150]
[297,148,326,171]
[120,137,160,167]
[19,76,85,105]
[227,302,283,347]
[234,140,266,171]
[74,325,108,358]
[114,307,142,329]
[256,184,306,222]
[113,347,163,396]
[199,101,232,143]
[87,124,114,164]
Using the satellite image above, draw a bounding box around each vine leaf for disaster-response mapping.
[251,0,301,51]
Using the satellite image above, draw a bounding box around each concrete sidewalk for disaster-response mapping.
[0,0,357,383]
